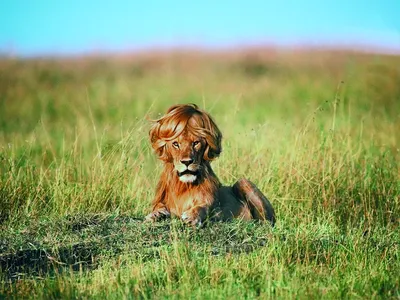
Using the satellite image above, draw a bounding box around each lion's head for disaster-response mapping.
[149,104,222,183]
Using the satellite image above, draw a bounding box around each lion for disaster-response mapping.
[145,104,276,226]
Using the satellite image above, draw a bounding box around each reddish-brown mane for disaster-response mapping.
[152,162,220,216]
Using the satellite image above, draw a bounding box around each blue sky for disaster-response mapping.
[1,0,399,56]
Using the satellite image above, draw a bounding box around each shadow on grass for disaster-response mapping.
[0,214,272,281]
[1,242,102,279]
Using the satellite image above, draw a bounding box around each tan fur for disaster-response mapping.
[146,104,275,226]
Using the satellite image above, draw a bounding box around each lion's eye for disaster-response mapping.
[172,142,179,148]
[193,141,200,147]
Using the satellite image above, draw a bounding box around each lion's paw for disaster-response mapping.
[145,208,170,222]
[181,211,202,227]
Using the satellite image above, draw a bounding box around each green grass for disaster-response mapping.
[0,49,399,298]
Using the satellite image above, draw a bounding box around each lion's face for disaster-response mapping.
[168,131,206,183]
[150,104,222,183]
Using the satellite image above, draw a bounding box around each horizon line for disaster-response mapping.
[1,40,400,59]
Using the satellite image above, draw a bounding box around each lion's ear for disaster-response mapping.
[149,122,171,162]
[203,116,222,161]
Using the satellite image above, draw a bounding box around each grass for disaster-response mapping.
[0,49,399,298]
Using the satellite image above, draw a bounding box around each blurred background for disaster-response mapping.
[1,0,399,56]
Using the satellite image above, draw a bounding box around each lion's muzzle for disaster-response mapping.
[177,169,199,183]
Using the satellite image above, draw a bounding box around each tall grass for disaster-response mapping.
[1,49,399,298]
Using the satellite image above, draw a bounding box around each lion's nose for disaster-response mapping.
[180,159,193,166]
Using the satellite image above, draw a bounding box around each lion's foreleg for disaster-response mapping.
[145,181,170,222]
[181,198,213,227]
[145,203,170,222]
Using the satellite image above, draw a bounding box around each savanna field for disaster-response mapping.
[0,49,399,298]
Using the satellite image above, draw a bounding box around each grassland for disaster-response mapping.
[0,48,399,299]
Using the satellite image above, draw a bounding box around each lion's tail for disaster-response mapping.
[232,178,276,226]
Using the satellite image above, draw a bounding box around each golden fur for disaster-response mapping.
[146,104,275,226]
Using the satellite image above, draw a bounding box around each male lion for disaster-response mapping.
[145,104,275,226]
